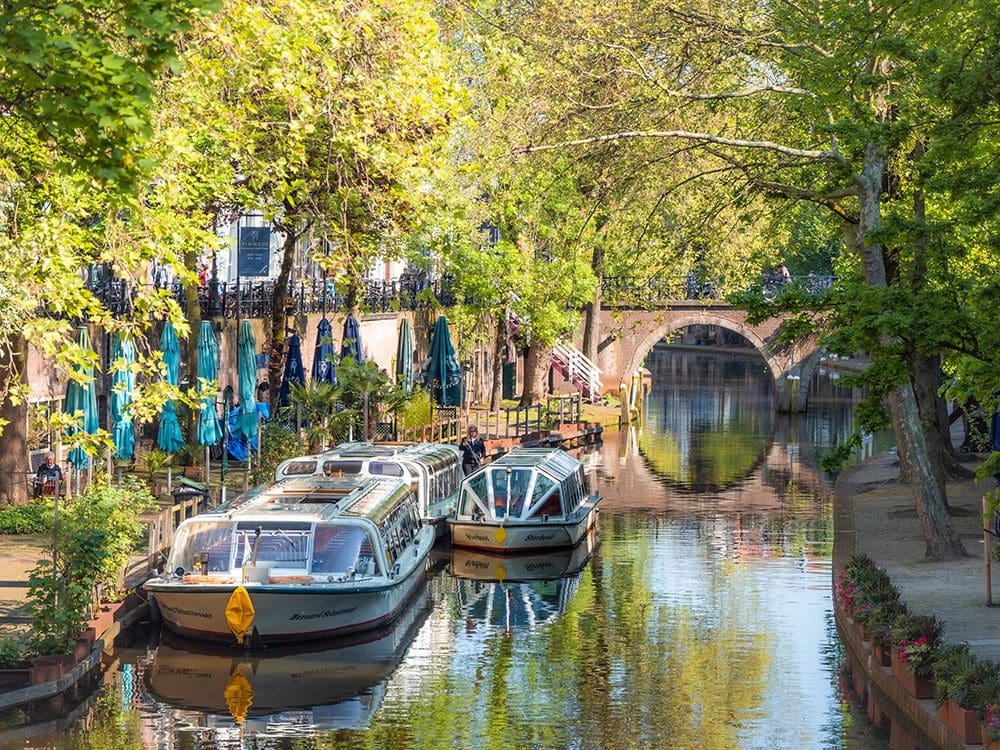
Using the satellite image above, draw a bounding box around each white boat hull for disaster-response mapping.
[147,550,430,645]
[449,499,600,553]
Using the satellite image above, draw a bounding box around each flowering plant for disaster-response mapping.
[834,571,858,615]
[892,614,943,677]
[986,704,1000,741]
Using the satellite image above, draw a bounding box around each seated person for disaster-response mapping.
[34,452,62,497]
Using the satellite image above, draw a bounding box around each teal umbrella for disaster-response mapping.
[235,320,258,440]
[196,322,223,447]
[157,323,184,454]
[110,333,136,460]
[65,326,99,470]
[396,318,414,393]
[422,315,462,406]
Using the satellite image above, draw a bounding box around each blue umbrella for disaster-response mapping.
[396,318,414,394]
[235,320,258,440]
[422,315,462,406]
[110,333,135,460]
[196,322,223,447]
[157,323,184,454]
[65,326,99,470]
[311,318,337,386]
[341,314,363,363]
[279,333,305,407]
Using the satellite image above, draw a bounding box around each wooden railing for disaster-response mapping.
[143,492,209,573]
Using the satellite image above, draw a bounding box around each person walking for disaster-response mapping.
[460,424,486,476]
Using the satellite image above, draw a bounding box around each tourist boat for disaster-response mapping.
[144,474,435,646]
[145,583,433,732]
[274,442,462,536]
[448,447,601,553]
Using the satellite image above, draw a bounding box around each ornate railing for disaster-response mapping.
[602,273,836,304]
[87,276,458,319]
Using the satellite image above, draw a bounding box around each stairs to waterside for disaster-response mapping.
[551,342,603,402]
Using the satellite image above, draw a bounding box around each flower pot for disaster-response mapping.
[981,727,1000,750]
[870,643,891,666]
[0,667,30,691]
[890,650,934,699]
[938,701,982,744]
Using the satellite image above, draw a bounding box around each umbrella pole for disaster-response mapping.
[205,445,211,498]
[167,455,172,494]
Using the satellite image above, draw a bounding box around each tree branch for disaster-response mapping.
[513,130,843,163]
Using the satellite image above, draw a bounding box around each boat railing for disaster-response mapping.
[144,492,210,574]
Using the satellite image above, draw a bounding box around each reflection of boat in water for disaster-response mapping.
[144,475,434,645]
[449,448,601,552]
[145,583,433,732]
[450,528,597,632]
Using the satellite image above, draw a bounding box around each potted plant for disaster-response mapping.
[932,643,980,742]
[852,573,900,642]
[866,599,908,666]
[891,613,944,698]
[984,704,1000,749]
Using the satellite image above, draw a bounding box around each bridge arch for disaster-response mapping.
[593,304,822,412]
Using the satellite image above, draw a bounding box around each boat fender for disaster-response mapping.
[268,575,315,584]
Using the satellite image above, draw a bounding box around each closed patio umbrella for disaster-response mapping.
[109,333,135,461]
[422,315,462,406]
[158,322,184,491]
[157,323,184,454]
[235,320,258,441]
[65,325,100,473]
[311,317,337,386]
[196,322,223,485]
[279,333,305,407]
[341,314,363,363]
[396,318,414,394]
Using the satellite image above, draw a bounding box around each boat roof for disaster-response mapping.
[483,448,583,482]
[216,475,412,524]
[324,441,459,461]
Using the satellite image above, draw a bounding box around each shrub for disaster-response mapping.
[0,500,54,535]
[0,637,26,668]
[251,421,303,486]
[867,599,909,651]
[26,477,153,655]
[953,660,1000,719]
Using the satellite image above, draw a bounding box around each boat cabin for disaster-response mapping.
[456,448,591,523]
[167,475,423,584]
[274,442,462,524]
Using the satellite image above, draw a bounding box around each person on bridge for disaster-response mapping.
[460,424,486,476]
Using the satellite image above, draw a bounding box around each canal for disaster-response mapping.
[1,344,891,749]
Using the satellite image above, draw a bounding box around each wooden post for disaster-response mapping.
[985,495,993,606]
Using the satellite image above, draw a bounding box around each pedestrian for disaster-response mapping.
[460,424,486,476]
[34,451,63,497]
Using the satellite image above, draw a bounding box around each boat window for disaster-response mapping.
[310,525,377,576]
[234,522,312,568]
[279,460,317,476]
[369,461,404,477]
[322,460,363,476]
[459,472,489,516]
[169,522,234,573]
[491,468,531,519]
[527,486,563,519]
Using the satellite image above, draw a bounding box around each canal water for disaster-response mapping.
[1,345,891,750]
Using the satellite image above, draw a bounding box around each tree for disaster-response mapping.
[471,0,995,559]
[0,0,218,503]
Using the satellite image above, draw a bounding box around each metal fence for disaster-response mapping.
[87,276,458,319]
[602,273,837,304]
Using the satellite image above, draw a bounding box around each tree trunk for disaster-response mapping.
[519,342,551,406]
[0,333,29,504]
[582,240,606,363]
[855,141,966,559]
[267,226,299,414]
[911,352,972,481]
[490,313,505,410]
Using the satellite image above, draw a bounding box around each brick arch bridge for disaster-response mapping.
[590,302,823,412]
